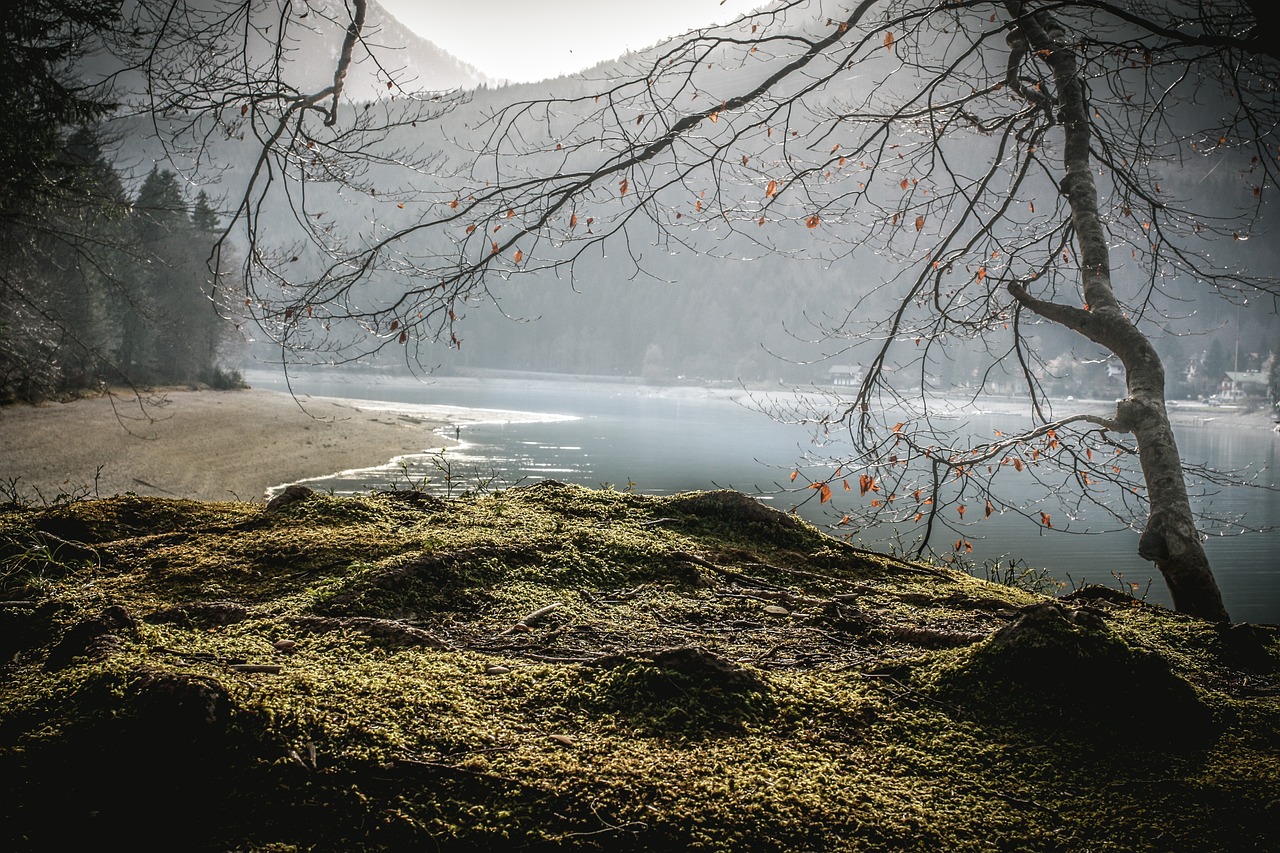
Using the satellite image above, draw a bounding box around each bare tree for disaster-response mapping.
[128,1,1279,621]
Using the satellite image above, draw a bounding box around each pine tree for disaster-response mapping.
[0,125,137,400]
[0,1,116,219]
[191,191,220,234]
[127,170,230,384]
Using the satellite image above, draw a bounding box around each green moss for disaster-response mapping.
[1,482,1277,851]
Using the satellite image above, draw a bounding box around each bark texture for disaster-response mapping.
[1004,1,1229,622]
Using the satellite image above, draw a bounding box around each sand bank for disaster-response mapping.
[0,388,475,504]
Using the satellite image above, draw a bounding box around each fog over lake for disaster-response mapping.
[250,371,1279,625]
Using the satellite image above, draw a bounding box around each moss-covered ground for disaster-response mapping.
[1,482,1276,850]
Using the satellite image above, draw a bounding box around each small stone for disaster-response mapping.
[485,665,511,675]
[273,639,297,652]
[548,733,575,747]
[763,605,790,616]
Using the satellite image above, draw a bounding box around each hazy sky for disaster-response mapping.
[377,0,765,83]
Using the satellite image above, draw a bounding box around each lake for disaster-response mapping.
[246,370,1279,625]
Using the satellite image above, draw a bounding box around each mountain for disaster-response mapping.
[94,3,1276,388]
[274,0,497,97]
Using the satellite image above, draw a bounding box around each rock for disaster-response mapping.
[265,484,315,513]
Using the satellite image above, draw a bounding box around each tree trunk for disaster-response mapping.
[1005,2,1230,621]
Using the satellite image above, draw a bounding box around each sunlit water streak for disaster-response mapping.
[250,371,1279,624]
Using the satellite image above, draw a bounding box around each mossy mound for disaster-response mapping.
[1,483,1277,851]
[925,601,1213,741]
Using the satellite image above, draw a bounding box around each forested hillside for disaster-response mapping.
[0,128,242,402]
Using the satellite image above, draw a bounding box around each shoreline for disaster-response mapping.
[3,381,1273,507]
[0,388,520,504]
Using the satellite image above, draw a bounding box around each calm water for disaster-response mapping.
[249,371,1279,624]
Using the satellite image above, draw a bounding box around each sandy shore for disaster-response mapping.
[0,388,468,504]
[4,382,1273,507]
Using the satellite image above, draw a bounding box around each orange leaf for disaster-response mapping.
[1013,458,1024,472]
[900,178,909,190]
[1040,512,1053,528]
[514,249,524,263]
[790,470,798,482]
[397,203,405,209]
[914,512,923,522]
[957,504,966,518]
[766,179,778,198]
[398,330,408,344]
[820,483,833,504]
[465,223,476,234]
[976,267,987,283]
[884,31,895,49]
[985,499,994,518]
[450,199,459,210]
[619,177,629,196]
[569,213,578,229]
[806,214,821,228]
[491,240,499,255]
[914,214,925,231]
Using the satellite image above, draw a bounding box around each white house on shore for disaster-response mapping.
[1220,371,1268,400]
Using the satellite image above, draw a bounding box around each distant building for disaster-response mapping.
[828,365,865,387]
[1220,371,1268,399]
